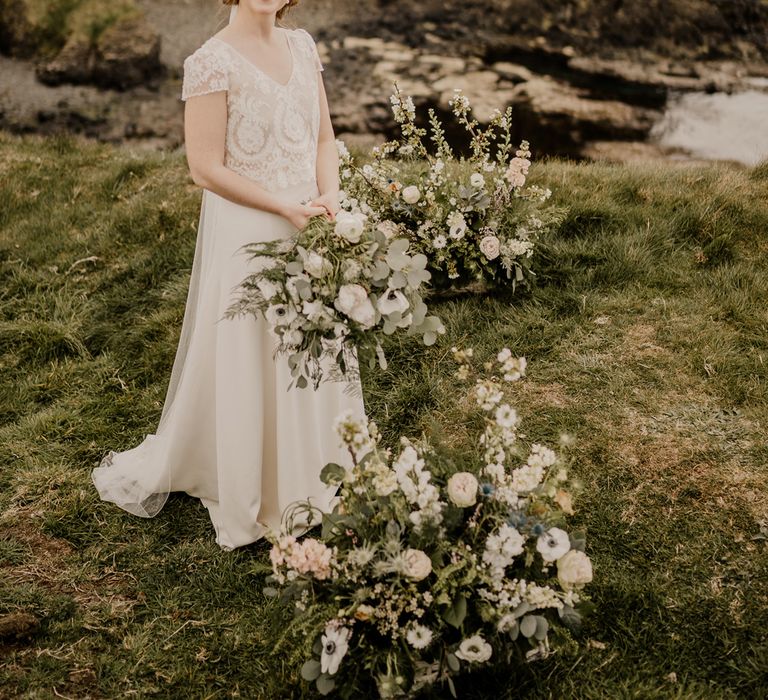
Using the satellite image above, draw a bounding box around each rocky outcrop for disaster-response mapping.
[0,0,163,90]
[1,0,767,162]
[37,16,163,90]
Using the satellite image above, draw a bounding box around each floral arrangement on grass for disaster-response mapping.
[263,347,592,698]
[336,87,563,291]
[224,213,445,390]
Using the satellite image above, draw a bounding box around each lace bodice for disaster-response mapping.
[181,28,324,192]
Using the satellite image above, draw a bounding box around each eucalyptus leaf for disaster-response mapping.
[320,462,346,485]
[385,520,401,539]
[389,271,407,289]
[372,260,391,280]
[411,300,428,326]
[316,674,335,696]
[520,615,537,638]
[512,602,531,619]
[375,343,388,370]
[534,616,549,641]
[445,652,460,672]
[301,659,322,681]
[558,605,582,630]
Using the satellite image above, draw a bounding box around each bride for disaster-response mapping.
[91,0,368,550]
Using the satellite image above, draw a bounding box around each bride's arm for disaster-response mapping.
[312,74,340,219]
[184,92,326,227]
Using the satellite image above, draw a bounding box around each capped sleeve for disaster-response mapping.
[181,42,230,101]
[295,28,324,72]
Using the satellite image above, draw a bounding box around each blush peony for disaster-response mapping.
[402,548,432,580]
[479,234,501,260]
[446,472,479,507]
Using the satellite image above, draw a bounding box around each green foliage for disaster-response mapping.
[3,0,141,58]
[1,131,767,698]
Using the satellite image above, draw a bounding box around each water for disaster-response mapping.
[651,90,768,166]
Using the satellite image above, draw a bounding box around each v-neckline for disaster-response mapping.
[211,29,295,88]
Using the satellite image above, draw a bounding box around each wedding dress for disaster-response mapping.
[91,26,368,550]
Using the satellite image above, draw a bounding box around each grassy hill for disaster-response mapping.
[1,130,767,698]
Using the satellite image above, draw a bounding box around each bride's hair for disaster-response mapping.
[221,0,300,21]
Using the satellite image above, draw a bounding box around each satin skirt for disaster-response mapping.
[91,180,367,550]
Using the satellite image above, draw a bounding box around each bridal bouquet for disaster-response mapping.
[224,213,445,390]
[263,348,592,698]
[336,87,563,291]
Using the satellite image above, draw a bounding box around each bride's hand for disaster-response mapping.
[280,202,328,230]
[309,192,340,221]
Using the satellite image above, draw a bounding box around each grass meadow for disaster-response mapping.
[1,131,767,698]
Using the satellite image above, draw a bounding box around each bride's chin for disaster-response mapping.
[242,0,284,14]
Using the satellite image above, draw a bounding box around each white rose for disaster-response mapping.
[557,550,593,590]
[446,472,478,507]
[455,634,493,663]
[377,288,410,316]
[304,251,332,278]
[402,548,432,580]
[334,284,376,328]
[470,173,485,188]
[402,185,421,204]
[479,234,501,260]
[335,210,367,243]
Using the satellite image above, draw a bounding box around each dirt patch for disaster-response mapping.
[515,380,571,409]
[611,398,768,525]
[0,612,39,641]
[619,322,670,360]
[0,509,136,608]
